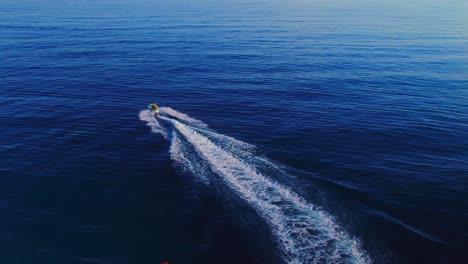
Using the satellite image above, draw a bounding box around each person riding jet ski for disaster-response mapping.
[148,103,160,115]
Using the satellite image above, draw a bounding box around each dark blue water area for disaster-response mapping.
[1,0,467,263]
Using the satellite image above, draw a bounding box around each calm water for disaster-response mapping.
[1,0,467,263]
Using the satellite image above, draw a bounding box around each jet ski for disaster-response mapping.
[148,103,161,116]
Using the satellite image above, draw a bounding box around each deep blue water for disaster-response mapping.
[1,0,467,263]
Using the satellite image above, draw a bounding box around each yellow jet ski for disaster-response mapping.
[148,103,160,116]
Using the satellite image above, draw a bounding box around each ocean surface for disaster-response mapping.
[1,0,467,263]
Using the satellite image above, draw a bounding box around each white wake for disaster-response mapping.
[140,108,371,264]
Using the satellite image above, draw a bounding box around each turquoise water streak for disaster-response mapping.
[1,0,467,263]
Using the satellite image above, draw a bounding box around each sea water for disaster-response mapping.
[1,0,467,263]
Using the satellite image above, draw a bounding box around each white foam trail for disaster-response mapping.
[160,107,208,129]
[169,130,209,184]
[139,110,209,183]
[160,107,258,160]
[141,109,371,264]
[169,118,370,263]
[139,110,167,139]
[192,126,256,153]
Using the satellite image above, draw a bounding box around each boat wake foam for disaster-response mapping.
[140,108,371,264]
